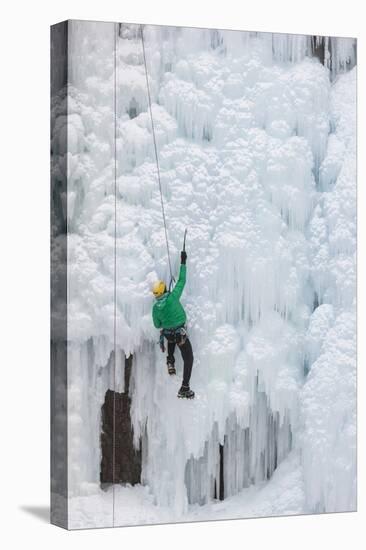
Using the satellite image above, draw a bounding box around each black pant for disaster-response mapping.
[167,338,194,387]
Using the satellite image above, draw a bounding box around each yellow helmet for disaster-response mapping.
[152,280,167,298]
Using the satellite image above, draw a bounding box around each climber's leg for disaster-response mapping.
[178,338,194,388]
[167,341,176,375]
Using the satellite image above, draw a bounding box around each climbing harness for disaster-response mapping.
[141,25,175,290]
[157,325,187,351]
[162,325,188,347]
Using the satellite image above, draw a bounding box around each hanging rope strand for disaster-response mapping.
[141,25,174,287]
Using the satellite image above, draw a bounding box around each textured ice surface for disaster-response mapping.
[301,69,356,513]
[68,450,304,528]
[51,22,356,526]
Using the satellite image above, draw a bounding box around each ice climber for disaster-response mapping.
[152,249,195,399]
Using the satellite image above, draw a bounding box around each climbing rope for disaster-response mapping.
[140,25,175,289]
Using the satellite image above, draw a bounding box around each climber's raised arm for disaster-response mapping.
[171,251,187,301]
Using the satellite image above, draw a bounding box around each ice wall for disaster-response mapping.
[301,68,356,513]
[60,20,357,523]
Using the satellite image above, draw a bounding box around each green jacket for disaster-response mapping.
[152,264,187,329]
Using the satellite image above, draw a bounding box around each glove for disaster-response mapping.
[159,331,165,353]
[181,250,187,265]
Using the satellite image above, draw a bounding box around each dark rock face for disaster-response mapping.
[311,36,326,65]
[100,356,141,485]
[310,36,357,75]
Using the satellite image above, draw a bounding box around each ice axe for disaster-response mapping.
[183,228,187,252]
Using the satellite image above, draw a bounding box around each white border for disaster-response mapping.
[1,1,363,548]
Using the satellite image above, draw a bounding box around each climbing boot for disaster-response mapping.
[167,361,176,375]
[177,385,195,399]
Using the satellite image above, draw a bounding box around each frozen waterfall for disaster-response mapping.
[51,20,356,528]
